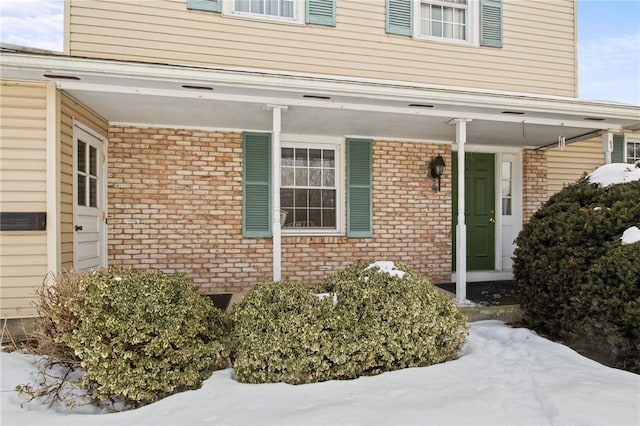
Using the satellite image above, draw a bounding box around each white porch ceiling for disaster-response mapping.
[2,50,639,148]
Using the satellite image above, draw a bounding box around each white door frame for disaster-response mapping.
[73,122,108,270]
[451,144,523,283]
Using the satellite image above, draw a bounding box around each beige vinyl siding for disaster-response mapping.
[0,80,48,319]
[546,137,603,196]
[0,82,107,319]
[68,0,577,97]
[59,93,108,271]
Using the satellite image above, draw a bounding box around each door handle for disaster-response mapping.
[488,209,495,224]
[75,225,83,231]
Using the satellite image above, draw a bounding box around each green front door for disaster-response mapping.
[452,153,496,271]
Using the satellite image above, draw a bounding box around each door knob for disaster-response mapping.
[75,225,83,231]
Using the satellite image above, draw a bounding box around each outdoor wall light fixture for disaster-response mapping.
[430,155,446,192]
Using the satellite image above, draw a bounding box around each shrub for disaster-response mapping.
[230,260,467,384]
[513,175,640,372]
[28,271,88,364]
[23,267,226,408]
[318,260,468,378]
[572,243,640,372]
[229,280,336,384]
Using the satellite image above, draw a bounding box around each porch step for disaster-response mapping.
[435,280,523,324]
[459,304,523,324]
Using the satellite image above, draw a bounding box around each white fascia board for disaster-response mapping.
[3,52,639,124]
[55,81,625,131]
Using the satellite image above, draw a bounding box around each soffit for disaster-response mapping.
[2,51,639,147]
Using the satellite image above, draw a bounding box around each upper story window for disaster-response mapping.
[230,0,298,21]
[386,0,502,48]
[419,0,469,42]
[200,0,335,25]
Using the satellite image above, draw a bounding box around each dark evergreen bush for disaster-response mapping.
[230,260,467,384]
[572,243,640,372]
[513,175,640,371]
[24,267,226,408]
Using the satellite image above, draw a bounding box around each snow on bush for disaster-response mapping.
[621,226,640,245]
[230,260,467,384]
[587,162,640,188]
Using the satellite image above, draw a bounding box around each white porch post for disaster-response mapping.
[271,106,283,281]
[45,82,60,279]
[602,131,613,164]
[454,119,472,305]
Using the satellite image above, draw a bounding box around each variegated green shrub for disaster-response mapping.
[230,260,467,384]
[62,267,226,407]
[229,280,337,384]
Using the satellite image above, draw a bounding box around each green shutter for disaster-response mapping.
[306,0,336,26]
[612,134,625,163]
[480,0,503,48]
[386,0,412,36]
[243,132,271,238]
[187,0,221,13]
[347,138,373,238]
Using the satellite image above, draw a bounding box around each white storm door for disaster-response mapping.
[73,125,107,271]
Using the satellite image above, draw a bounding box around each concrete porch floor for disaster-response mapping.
[435,281,523,324]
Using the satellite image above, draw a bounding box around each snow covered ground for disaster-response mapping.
[2,165,638,426]
[2,321,639,426]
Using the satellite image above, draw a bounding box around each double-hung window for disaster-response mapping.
[215,0,335,25]
[223,0,303,23]
[280,139,341,232]
[242,133,372,238]
[420,0,469,41]
[386,0,502,47]
[235,0,294,19]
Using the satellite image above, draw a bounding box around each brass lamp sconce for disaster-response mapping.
[429,155,446,192]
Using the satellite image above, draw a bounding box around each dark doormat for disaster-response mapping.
[435,281,518,307]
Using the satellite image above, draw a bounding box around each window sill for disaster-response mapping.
[281,230,344,237]
[223,11,304,25]
[414,35,477,47]
[281,234,348,244]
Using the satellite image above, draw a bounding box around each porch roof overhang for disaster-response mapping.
[2,49,640,148]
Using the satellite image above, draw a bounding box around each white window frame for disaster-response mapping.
[413,0,479,45]
[279,135,344,236]
[222,0,304,24]
[625,135,640,165]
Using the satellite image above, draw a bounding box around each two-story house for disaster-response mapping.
[2,0,639,330]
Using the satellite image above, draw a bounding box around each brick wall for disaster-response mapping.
[108,127,272,294]
[522,149,548,223]
[282,141,452,284]
[107,127,453,295]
